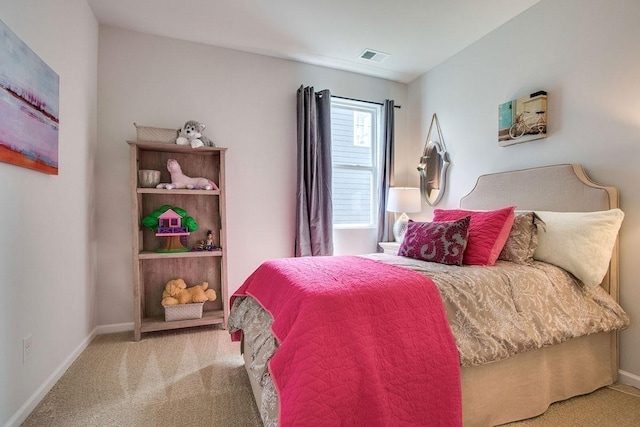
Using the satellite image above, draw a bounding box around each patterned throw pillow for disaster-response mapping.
[433,206,515,266]
[398,217,471,265]
[498,212,545,264]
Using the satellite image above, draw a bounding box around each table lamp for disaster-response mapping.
[387,187,422,242]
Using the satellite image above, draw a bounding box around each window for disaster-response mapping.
[353,111,371,147]
[331,99,382,228]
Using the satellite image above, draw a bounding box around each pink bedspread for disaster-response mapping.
[233,255,462,426]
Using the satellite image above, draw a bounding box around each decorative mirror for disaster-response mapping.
[417,114,450,206]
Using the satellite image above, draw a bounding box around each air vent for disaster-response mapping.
[359,49,390,63]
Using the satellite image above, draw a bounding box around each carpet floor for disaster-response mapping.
[22,328,640,426]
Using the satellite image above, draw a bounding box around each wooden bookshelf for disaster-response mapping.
[128,141,228,341]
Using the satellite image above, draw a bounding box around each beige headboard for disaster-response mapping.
[460,164,617,212]
[460,164,619,300]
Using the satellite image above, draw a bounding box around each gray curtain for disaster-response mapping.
[377,100,395,247]
[295,86,333,257]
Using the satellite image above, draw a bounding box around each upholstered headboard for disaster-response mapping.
[460,164,619,298]
[460,164,617,212]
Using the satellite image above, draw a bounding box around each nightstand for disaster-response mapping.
[378,241,401,255]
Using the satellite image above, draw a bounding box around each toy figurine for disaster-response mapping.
[193,230,218,251]
[204,230,215,250]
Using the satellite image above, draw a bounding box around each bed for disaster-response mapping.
[229,164,630,426]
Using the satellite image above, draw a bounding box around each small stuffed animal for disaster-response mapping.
[176,120,215,148]
[161,279,217,305]
[156,159,219,190]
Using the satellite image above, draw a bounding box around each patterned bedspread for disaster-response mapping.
[362,254,629,366]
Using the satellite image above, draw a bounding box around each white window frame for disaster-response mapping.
[331,98,383,229]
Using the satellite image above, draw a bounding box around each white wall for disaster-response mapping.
[96,26,407,325]
[406,0,640,383]
[0,1,98,426]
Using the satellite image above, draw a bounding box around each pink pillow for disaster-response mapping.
[398,217,471,265]
[433,206,515,266]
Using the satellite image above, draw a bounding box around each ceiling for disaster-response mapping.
[87,0,539,84]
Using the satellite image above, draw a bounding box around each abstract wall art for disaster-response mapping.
[0,18,59,174]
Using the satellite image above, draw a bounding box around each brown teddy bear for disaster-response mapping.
[161,278,217,305]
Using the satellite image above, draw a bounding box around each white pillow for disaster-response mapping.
[533,209,624,287]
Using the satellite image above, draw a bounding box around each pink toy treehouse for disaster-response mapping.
[155,209,190,252]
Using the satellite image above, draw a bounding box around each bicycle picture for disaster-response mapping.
[509,110,547,139]
[498,92,547,147]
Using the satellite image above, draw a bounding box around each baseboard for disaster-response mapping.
[3,327,99,427]
[619,369,640,389]
[95,321,134,334]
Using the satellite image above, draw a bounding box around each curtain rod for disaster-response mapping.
[331,94,401,109]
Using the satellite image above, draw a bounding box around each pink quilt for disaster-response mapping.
[233,255,462,426]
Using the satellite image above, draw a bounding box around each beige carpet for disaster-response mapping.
[23,328,261,427]
[23,328,640,426]
[502,383,640,426]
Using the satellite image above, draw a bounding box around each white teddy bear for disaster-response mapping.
[176,120,215,148]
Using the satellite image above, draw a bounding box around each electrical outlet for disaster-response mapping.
[23,334,32,363]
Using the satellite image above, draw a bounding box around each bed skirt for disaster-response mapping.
[462,331,616,426]
[242,331,616,426]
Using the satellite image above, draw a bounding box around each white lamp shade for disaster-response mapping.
[387,187,421,213]
[387,187,421,242]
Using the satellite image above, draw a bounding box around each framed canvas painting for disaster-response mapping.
[498,91,547,147]
[0,19,59,174]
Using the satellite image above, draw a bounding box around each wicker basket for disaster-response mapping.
[134,122,178,143]
[162,302,205,321]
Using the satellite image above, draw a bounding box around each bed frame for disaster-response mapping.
[459,163,619,426]
[241,164,620,426]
